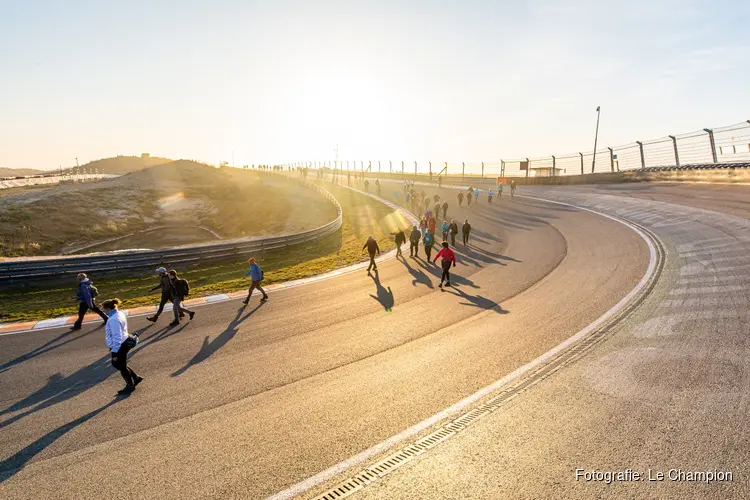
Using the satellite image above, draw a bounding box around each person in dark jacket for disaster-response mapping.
[457,191,464,207]
[433,242,457,288]
[441,200,449,219]
[467,189,473,206]
[362,236,381,273]
[243,257,268,304]
[392,229,406,257]
[409,225,421,258]
[449,219,459,246]
[147,267,175,323]
[168,269,195,326]
[71,273,108,330]
[462,219,472,245]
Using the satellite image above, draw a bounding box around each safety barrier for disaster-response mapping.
[0,177,343,284]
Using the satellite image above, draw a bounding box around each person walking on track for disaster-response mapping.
[363,236,381,274]
[434,201,441,219]
[243,257,269,304]
[442,200,449,219]
[511,180,516,197]
[467,188,473,206]
[409,225,421,258]
[498,183,504,198]
[71,273,108,330]
[457,191,464,207]
[392,229,406,258]
[147,267,175,323]
[424,231,435,262]
[462,219,472,245]
[441,220,450,241]
[433,242,457,288]
[488,188,494,203]
[168,269,195,326]
[103,298,143,395]
[449,219,459,246]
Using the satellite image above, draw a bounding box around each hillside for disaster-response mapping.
[0,161,338,257]
[63,155,172,175]
[0,167,46,178]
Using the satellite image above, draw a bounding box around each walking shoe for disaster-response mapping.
[189,311,195,320]
[446,281,451,287]
[146,316,158,322]
[117,385,135,395]
[261,296,269,301]
[168,321,179,327]
[242,299,249,305]
[133,376,144,387]
[70,325,82,331]
[438,282,443,288]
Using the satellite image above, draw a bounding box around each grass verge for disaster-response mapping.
[0,181,410,323]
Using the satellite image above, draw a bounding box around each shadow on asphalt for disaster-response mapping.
[0,323,186,429]
[444,286,509,314]
[398,255,435,289]
[0,327,101,374]
[171,303,265,377]
[0,396,126,482]
[369,272,395,312]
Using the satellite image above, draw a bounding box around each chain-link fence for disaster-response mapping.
[291,120,750,178]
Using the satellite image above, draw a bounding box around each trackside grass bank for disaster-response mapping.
[0,182,410,323]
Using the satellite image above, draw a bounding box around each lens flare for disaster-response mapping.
[159,192,185,209]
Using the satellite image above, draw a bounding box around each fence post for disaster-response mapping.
[552,156,556,177]
[526,157,530,178]
[608,148,614,172]
[704,128,717,163]
[636,141,645,169]
[579,153,584,175]
[669,135,680,167]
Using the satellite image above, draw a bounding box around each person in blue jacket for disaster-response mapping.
[441,221,450,241]
[71,273,109,330]
[243,257,268,304]
[424,231,435,261]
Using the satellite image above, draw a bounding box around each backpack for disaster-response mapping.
[88,283,99,298]
[176,278,190,297]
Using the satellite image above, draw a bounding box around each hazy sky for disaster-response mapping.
[1,0,748,171]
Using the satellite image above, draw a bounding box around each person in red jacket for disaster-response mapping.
[433,241,457,288]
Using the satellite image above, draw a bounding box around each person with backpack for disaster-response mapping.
[168,269,195,326]
[462,219,472,245]
[433,241,457,288]
[392,229,406,258]
[362,236,381,274]
[441,220,450,242]
[71,273,108,330]
[243,257,269,304]
[409,225,421,258]
[147,267,176,323]
[441,200,449,219]
[423,231,435,261]
[457,191,464,207]
[488,188,494,203]
[103,298,143,395]
[449,219,459,246]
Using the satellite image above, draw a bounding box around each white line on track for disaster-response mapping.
[266,194,660,500]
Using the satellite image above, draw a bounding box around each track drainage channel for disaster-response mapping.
[308,217,665,500]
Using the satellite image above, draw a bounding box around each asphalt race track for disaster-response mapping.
[0,181,747,499]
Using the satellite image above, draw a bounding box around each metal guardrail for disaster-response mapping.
[0,177,343,284]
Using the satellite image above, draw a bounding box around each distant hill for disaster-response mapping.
[63,155,172,175]
[0,167,46,178]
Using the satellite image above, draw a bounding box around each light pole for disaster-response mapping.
[591,106,601,173]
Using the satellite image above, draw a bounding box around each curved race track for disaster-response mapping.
[4,180,736,499]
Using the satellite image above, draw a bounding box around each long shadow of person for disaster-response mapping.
[0,354,114,430]
[445,286,508,314]
[0,327,101,374]
[171,303,265,377]
[369,273,395,312]
[400,256,434,289]
[0,396,124,482]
